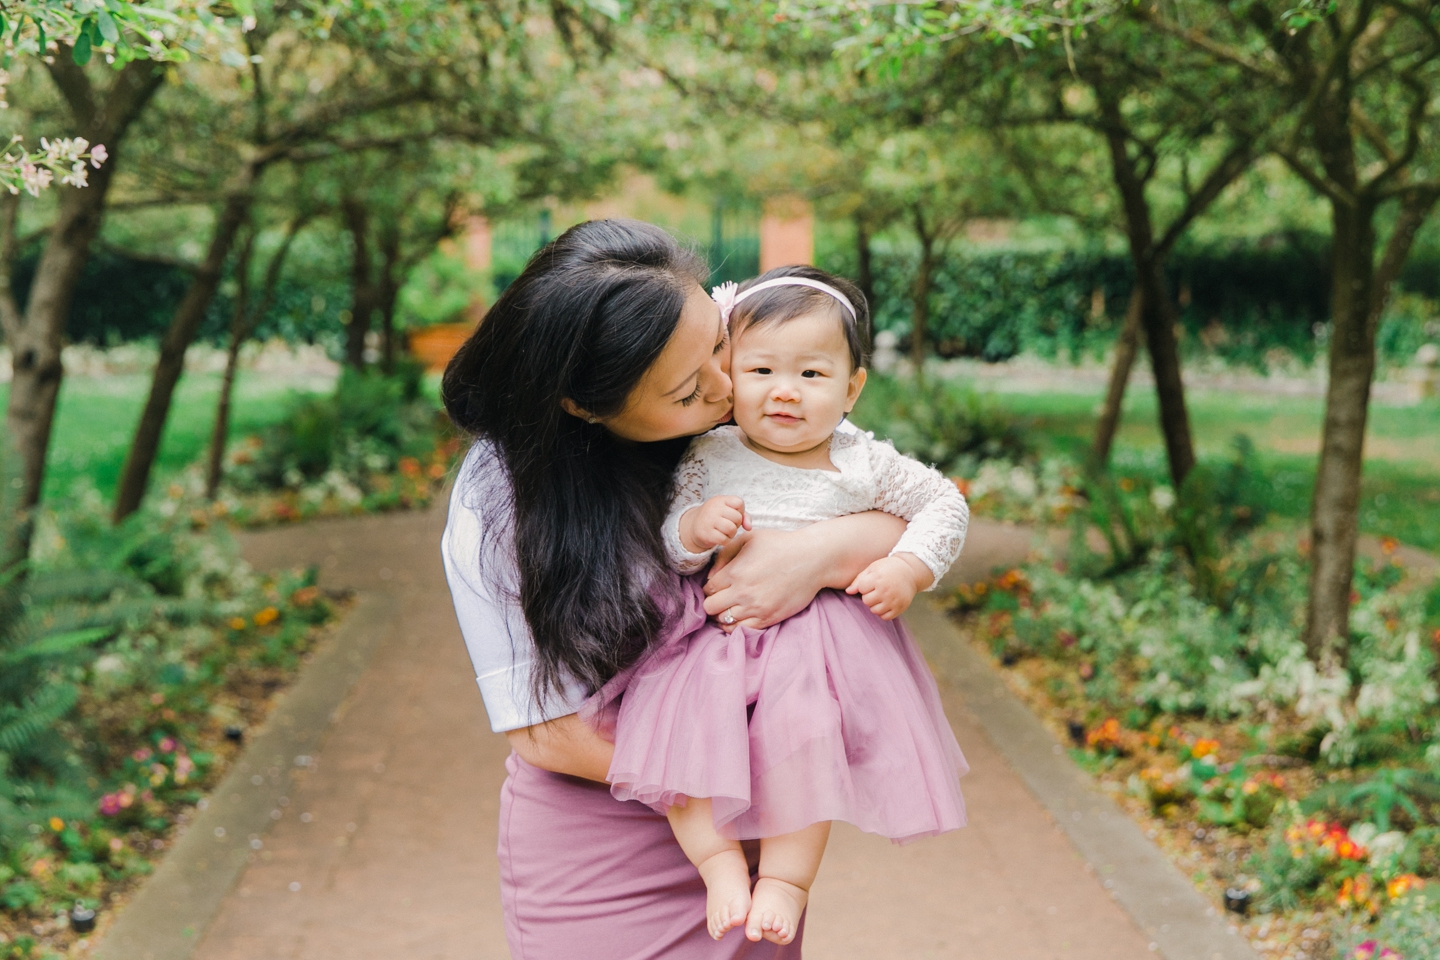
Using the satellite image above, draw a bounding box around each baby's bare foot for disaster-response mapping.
[697,850,752,940]
[745,877,808,945]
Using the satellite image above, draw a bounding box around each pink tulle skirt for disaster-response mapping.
[592,576,968,844]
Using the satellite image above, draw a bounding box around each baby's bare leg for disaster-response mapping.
[746,821,830,945]
[668,799,751,940]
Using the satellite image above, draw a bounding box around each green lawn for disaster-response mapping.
[970,386,1440,552]
[0,371,329,503]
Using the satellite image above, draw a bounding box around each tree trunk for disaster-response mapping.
[855,214,875,312]
[910,209,934,371]
[377,225,402,374]
[343,198,375,370]
[1302,189,1439,664]
[205,215,307,500]
[205,230,256,500]
[1098,98,1197,488]
[113,183,257,522]
[3,59,162,560]
[1091,287,1144,470]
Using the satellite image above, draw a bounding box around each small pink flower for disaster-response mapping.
[158,737,177,753]
[710,282,739,327]
[98,794,122,817]
[90,143,107,168]
[132,748,153,762]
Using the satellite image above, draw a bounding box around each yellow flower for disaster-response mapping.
[228,617,247,631]
[48,817,64,832]
[253,606,280,627]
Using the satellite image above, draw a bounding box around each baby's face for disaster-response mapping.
[730,310,866,456]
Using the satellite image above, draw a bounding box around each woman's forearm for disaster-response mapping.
[802,510,908,589]
[703,511,906,629]
[505,713,615,783]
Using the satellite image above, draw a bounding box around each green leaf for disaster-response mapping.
[36,22,45,55]
[72,32,92,65]
[231,0,255,17]
[0,627,110,666]
[97,10,120,44]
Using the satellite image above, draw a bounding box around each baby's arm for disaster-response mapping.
[846,437,970,619]
[663,437,748,574]
[679,496,751,554]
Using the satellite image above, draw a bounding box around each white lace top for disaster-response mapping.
[662,425,969,588]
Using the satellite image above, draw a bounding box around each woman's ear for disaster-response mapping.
[844,367,868,413]
[560,397,601,424]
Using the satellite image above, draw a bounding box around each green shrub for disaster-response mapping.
[227,362,440,493]
[850,374,1032,475]
[1332,887,1440,959]
[851,235,1437,368]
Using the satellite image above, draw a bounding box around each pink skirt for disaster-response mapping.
[599,577,968,843]
[498,753,801,959]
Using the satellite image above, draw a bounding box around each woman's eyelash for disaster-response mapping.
[678,383,703,406]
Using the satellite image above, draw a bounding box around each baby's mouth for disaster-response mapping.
[766,412,802,424]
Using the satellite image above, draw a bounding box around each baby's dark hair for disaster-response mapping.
[730,265,871,369]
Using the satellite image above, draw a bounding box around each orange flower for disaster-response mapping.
[1380,536,1398,556]
[1191,738,1221,760]
[1387,874,1424,899]
[49,817,64,832]
[29,858,51,877]
[951,477,970,496]
[427,462,446,480]
[398,457,422,478]
[1338,875,1379,914]
[228,616,247,631]
[289,586,320,607]
[1086,718,1123,751]
[253,606,280,627]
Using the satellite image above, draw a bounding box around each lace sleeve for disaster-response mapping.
[662,441,716,574]
[867,438,969,590]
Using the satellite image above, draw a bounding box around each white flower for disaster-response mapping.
[1150,485,1176,511]
[61,161,88,188]
[242,15,257,32]
[20,162,52,197]
[710,281,739,327]
[90,144,107,168]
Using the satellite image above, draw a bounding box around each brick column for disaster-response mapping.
[759,195,814,271]
[464,214,492,324]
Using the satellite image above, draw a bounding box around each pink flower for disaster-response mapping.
[158,737,177,753]
[710,282,739,327]
[132,748,153,762]
[98,794,122,817]
[90,143,107,168]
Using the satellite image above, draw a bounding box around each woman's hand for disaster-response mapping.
[505,713,615,783]
[703,511,907,631]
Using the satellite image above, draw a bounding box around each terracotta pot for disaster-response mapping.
[408,322,476,372]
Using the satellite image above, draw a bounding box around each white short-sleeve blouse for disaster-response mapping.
[441,443,589,732]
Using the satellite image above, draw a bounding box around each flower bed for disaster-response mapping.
[953,536,1440,960]
[1,493,345,959]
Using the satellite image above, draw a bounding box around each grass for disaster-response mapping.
[0,371,330,503]
[952,385,1440,552]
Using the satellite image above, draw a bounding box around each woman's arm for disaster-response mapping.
[505,713,615,783]
[702,511,907,630]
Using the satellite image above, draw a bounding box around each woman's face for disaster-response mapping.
[604,285,733,443]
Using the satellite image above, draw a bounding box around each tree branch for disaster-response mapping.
[94,240,201,274]
[1156,140,1257,257]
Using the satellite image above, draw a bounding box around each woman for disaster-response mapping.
[440,219,905,959]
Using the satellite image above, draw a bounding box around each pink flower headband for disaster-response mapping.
[710,277,857,327]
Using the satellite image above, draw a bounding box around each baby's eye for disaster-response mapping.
[802,370,821,378]
[753,367,772,375]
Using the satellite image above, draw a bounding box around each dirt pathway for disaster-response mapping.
[180,508,1158,959]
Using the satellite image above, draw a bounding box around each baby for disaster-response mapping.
[600,266,970,945]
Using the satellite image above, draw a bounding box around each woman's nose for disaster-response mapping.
[702,354,731,402]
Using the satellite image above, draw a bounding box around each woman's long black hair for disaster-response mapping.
[442,219,708,706]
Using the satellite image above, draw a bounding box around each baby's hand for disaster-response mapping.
[680,496,751,553]
[845,554,931,620]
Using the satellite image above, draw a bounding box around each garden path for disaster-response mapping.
[185,507,1160,959]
